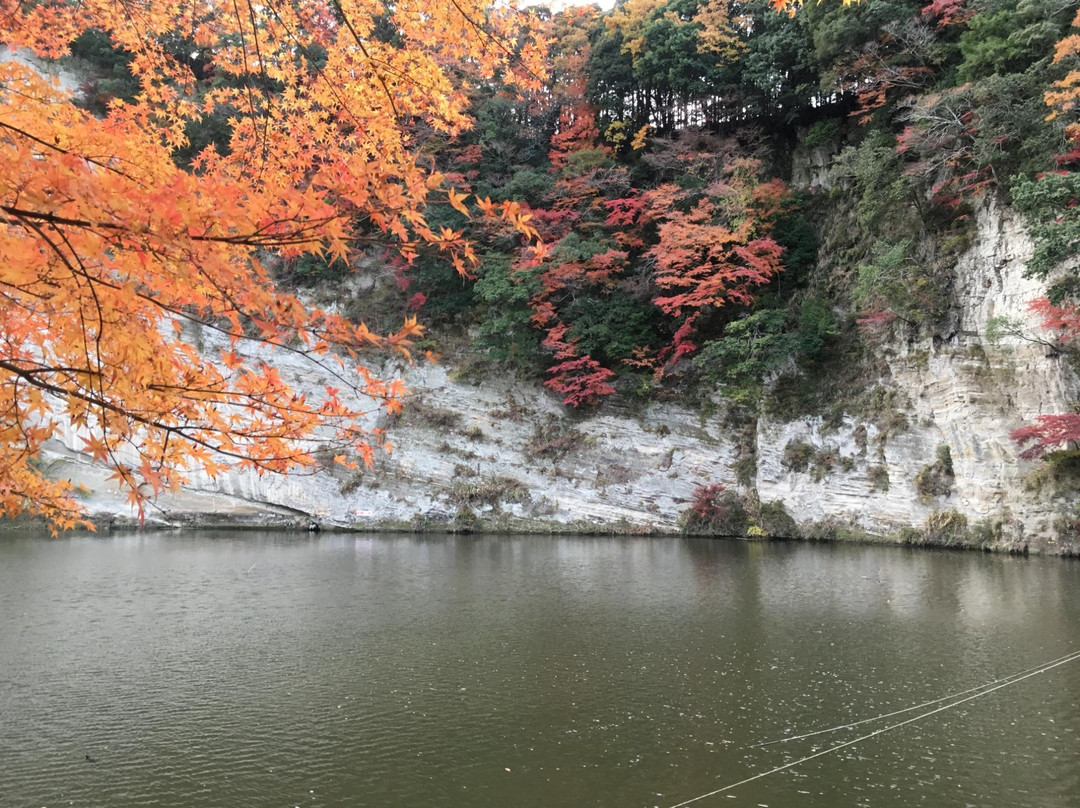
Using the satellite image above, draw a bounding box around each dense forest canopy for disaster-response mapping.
[2,0,1080,527]
[386,0,1078,412]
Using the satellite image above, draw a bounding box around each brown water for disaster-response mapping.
[0,533,1077,808]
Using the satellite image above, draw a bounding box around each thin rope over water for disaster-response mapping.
[664,648,1080,808]
[751,648,1080,748]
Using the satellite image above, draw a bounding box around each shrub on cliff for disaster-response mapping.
[680,484,750,536]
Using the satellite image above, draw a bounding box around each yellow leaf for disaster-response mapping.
[448,188,471,217]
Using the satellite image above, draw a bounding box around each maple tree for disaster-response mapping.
[1011,414,1080,460]
[0,0,545,528]
[895,84,993,206]
[526,14,628,406]
[1006,298,1080,460]
[1047,10,1080,119]
[921,0,974,29]
[636,160,790,371]
[680,482,749,535]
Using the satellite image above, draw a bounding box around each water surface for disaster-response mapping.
[1,533,1077,807]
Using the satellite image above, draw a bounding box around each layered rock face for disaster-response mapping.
[756,199,1078,554]
[36,200,1080,554]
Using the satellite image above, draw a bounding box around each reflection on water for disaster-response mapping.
[0,533,1077,808]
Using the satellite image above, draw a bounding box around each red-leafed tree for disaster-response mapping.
[504,9,634,407]
[895,84,995,207]
[1011,415,1080,460]
[920,0,974,29]
[632,156,791,375]
[518,123,793,403]
[1008,299,1080,459]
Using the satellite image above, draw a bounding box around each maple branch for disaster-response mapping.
[0,0,539,527]
[0,356,325,469]
[16,216,110,415]
[255,0,389,142]
[0,363,100,376]
[331,0,400,119]
[231,0,274,167]
[144,382,384,419]
[445,0,544,85]
[0,204,342,248]
[0,121,144,185]
[5,203,388,411]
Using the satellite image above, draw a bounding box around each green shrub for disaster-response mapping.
[757,500,798,537]
[694,309,791,404]
[923,509,969,547]
[680,484,749,536]
[1022,451,1080,494]
[473,253,543,368]
[1012,170,1080,288]
[771,209,819,282]
[810,446,839,481]
[803,119,840,150]
[732,454,757,487]
[971,513,1007,549]
[795,295,837,357]
[782,440,814,472]
[828,133,914,236]
[935,443,954,474]
[851,238,946,325]
[957,8,1057,82]
[1052,503,1080,542]
[898,526,925,545]
[565,291,660,366]
[868,465,890,492]
[500,169,555,206]
[903,509,980,549]
[68,29,139,115]
[914,445,955,500]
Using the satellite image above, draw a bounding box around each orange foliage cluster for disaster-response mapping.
[1047,10,1080,120]
[0,0,545,528]
[640,166,789,371]
[648,177,787,318]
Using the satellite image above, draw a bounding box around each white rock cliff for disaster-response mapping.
[34,199,1079,554]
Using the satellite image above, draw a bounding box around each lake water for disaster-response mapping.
[0,533,1077,808]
